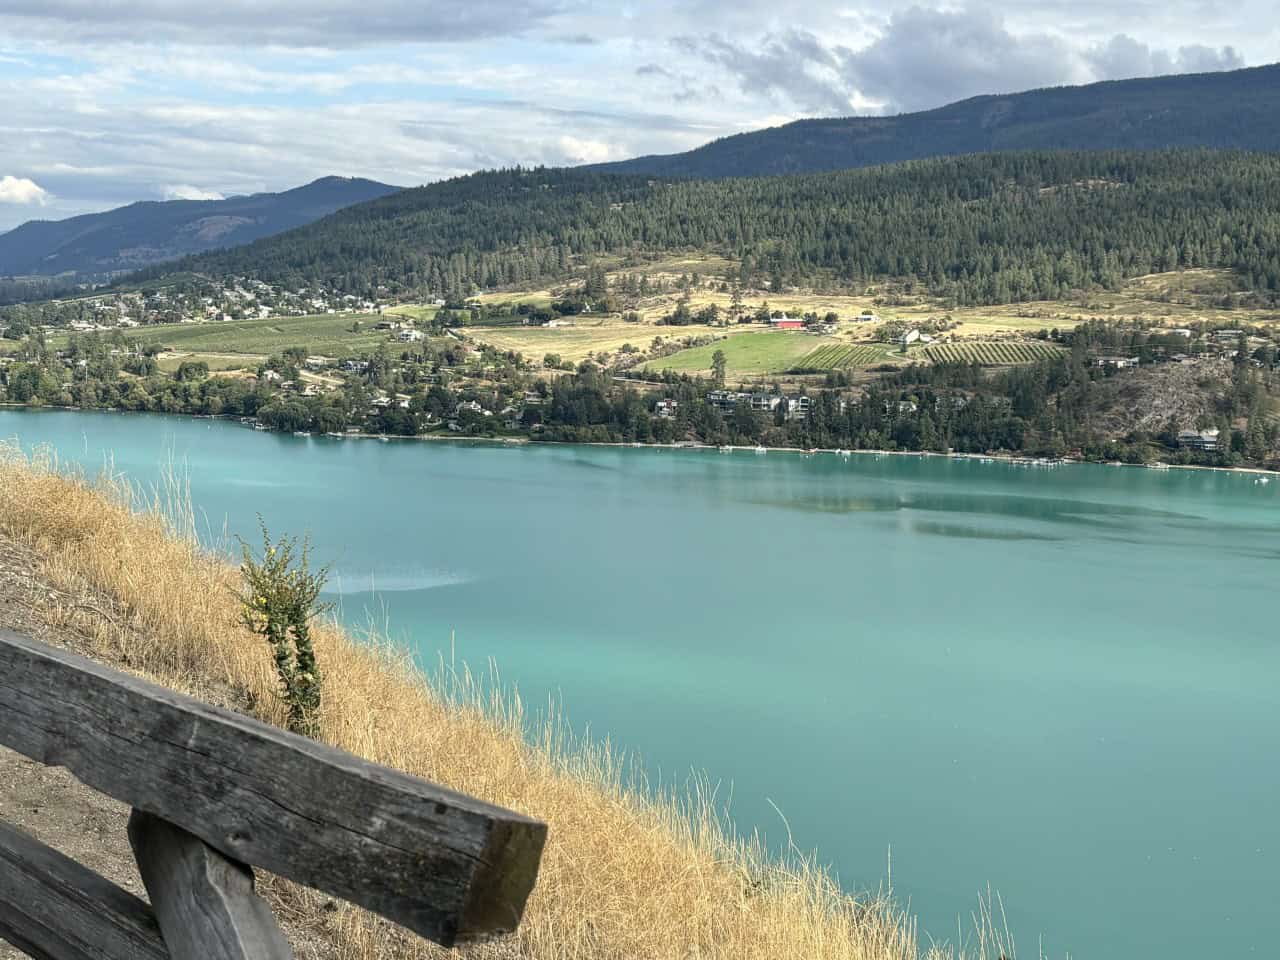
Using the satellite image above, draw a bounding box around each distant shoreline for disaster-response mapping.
[3,403,1277,478]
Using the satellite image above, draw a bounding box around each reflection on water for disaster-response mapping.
[327,569,473,595]
[905,520,1064,542]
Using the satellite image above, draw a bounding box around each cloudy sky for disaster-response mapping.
[0,1,1271,231]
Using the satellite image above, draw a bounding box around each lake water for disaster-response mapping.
[2,408,1276,959]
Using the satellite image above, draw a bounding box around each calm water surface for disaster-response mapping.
[2,408,1276,959]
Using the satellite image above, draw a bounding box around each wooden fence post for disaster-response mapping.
[128,811,293,960]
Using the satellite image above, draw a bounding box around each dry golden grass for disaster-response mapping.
[0,444,1013,960]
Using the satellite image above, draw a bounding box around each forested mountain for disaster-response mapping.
[151,151,1280,306]
[589,64,1280,178]
[0,176,399,279]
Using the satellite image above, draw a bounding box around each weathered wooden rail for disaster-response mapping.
[0,628,547,959]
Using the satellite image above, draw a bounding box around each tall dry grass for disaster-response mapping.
[0,443,1014,960]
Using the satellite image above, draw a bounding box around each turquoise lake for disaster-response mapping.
[1,407,1276,959]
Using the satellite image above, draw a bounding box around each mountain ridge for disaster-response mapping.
[150,150,1280,306]
[586,63,1280,178]
[0,176,401,279]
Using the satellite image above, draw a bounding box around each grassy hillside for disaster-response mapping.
[150,151,1280,308]
[590,64,1280,178]
[0,446,1020,959]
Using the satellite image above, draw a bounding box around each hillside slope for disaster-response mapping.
[0,176,400,279]
[152,151,1280,305]
[589,64,1280,178]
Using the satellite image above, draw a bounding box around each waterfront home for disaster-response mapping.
[749,393,781,413]
[785,395,813,420]
[655,398,679,418]
[1177,428,1221,452]
[705,390,744,412]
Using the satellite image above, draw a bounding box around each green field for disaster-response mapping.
[155,353,260,373]
[644,331,831,377]
[95,314,393,357]
[923,340,1066,365]
[790,343,898,371]
[383,304,441,324]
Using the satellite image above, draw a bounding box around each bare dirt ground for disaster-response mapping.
[0,534,334,959]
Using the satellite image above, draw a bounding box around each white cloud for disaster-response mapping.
[0,175,49,205]
[554,135,619,164]
[1084,35,1245,80]
[163,184,225,200]
[0,0,1273,231]
[0,0,569,47]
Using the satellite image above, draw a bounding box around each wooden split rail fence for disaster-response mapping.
[0,629,547,959]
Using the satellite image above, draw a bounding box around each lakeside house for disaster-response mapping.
[784,395,812,420]
[655,398,679,418]
[705,390,810,419]
[749,394,781,413]
[454,399,492,417]
[705,390,740,412]
[1177,428,1221,452]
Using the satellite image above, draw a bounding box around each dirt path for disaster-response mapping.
[0,535,333,959]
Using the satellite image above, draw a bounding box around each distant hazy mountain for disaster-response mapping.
[589,64,1280,178]
[0,176,400,278]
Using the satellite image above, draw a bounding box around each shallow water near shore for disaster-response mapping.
[3,407,1277,960]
